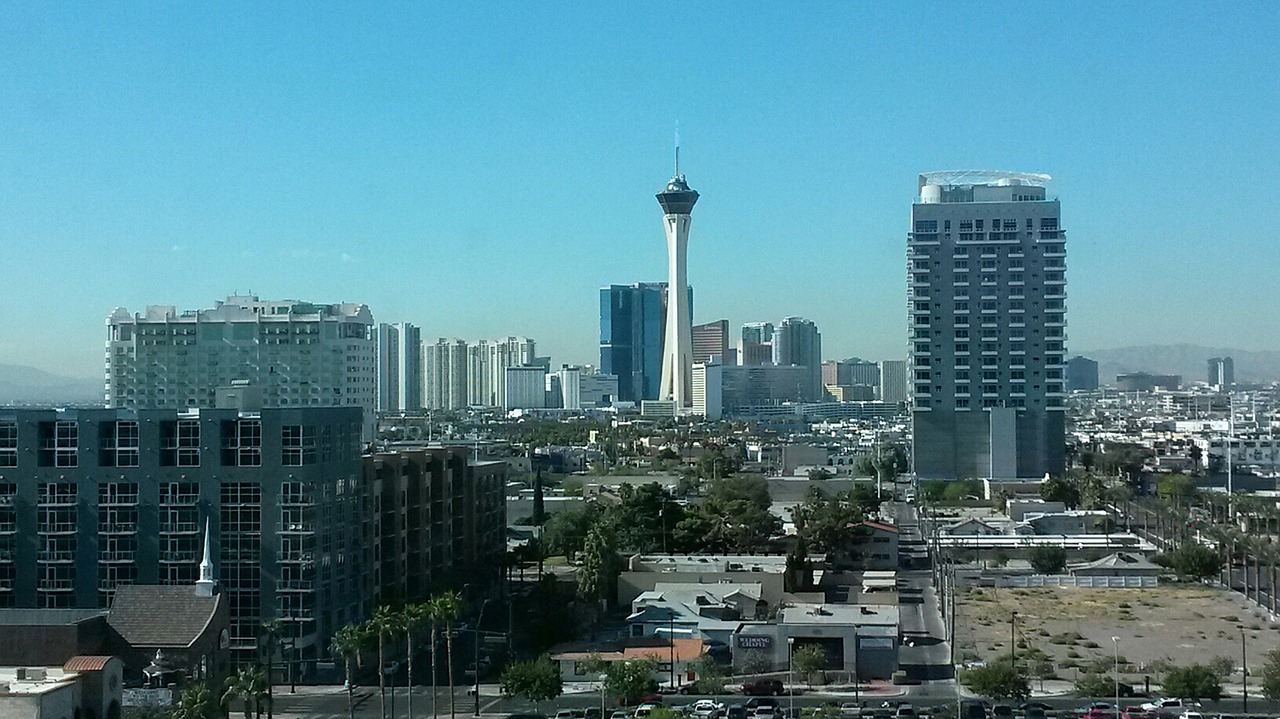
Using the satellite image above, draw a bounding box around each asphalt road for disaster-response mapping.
[885,499,953,682]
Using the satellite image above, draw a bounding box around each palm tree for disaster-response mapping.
[260,618,284,719]
[434,591,464,719]
[402,602,430,719]
[172,682,218,719]
[333,622,372,719]
[371,605,402,719]
[222,666,268,719]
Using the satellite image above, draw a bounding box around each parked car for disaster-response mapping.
[727,705,748,719]
[1083,710,1117,719]
[842,704,863,719]
[755,707,779,719]
[555,710,576,719]
[1141,701,1201,713]
[959,700,987,719]
[992,706,1014,719]
[743,680,785,697]
[585,710,602,719]
[610,712,631,719]
[1023,708,1045,719]
[897,705,918,719]
[636,705,661,719]
[1121,706,1154,719]
[746,698,781,710]
[692,700,726,719]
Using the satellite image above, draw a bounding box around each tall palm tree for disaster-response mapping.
[402,602,430,719]
[222,666,268,719]
[426,595,446,719]
[333,622,372,719]
[172,682,218,719]
[260,618,284,719]
[371,605,402,719]
[434,591,464,719]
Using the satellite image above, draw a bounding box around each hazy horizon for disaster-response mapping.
[4,5,1279,378]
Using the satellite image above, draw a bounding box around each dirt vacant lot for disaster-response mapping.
[956,585,1280,683]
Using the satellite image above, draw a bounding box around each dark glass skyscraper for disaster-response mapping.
[599,283,691,403]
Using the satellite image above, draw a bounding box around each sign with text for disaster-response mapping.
[736,635,773,649]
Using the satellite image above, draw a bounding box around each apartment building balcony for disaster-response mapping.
[160,522,200,534]
[0,549,14,563]
[38,550,75,563]
[100,496,139,507]
[279,523,315,535]
[38,523,78,535]
[36,496,77,507]
[160,551,197,563]
[0,522,14,535]
[0,496,15,507]
[100,523,138,535]
[99,551,137,563]
[38,580,75,592]
[277,580,315,592]
[279,551,315,564]
[1044,279,1066,286]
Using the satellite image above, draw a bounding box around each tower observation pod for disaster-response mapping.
[656,171,699,409]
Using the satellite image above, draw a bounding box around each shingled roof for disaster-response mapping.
[106,585,222,649]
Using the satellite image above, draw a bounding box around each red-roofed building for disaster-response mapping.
[832,520,899,570]
[549,637,706,692]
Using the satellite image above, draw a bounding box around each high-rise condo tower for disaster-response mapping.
[908,171,1067,480]
[656,152,699,409]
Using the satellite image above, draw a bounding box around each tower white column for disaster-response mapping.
[656,172,699,408]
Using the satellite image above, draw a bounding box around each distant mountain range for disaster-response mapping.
[1076,345,1280,385]
[0,364,102,406]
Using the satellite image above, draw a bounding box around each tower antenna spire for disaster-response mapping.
[675,122,680,177]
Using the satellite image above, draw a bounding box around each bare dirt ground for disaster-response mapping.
[956,584,1280,684]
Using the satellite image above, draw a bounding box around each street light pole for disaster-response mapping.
[1242,629,1249,713]
[787,638,795,719]
[1112,636,1120,714]
[599,674,608,719]
[474,599,491,717]
[1010,612,1018,671]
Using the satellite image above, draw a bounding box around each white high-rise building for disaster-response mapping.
[908,171,1067,480]
[377,323,400,412]
[656,163,699,409]
[423,336,537,410]
[424,338,469,410]
[878,359,908,404]
[377,322,422,412]
[505,366,548,411]
[106,294,377,438]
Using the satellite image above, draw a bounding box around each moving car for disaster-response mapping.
[743,680,785,697]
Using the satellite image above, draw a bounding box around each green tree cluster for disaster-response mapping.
[960,655,1030,700]
[604,657,660,704]
[1169,541,1224,581]
[791,644,828,685]
[1161,663,1223,701]
[501,655,563,712]
[1028,546,1067,574]
[1261,649,1280,700]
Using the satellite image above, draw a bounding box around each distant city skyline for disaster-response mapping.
[4,5,1280,378]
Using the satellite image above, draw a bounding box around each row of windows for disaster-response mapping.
[0,420,348,469]
[915,217,1059,233]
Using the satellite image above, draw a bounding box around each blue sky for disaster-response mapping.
[3,3,1279,378]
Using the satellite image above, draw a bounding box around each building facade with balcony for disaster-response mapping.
[907,171,1067,480]
[0,406,366,671]
[363,447,506,605]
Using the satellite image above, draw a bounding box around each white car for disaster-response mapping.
[636,705,660,719]
[840,704,862,719]
[755,707,779,719]
[692,701,725,719]
[1141,700,1203,712]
